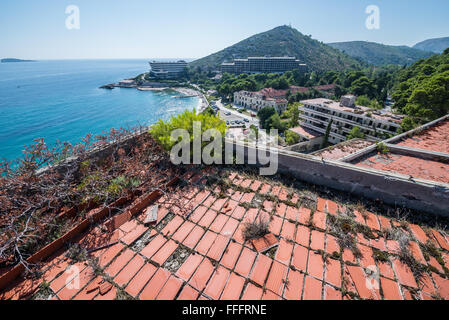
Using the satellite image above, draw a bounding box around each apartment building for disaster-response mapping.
[221,56,307,74]
[149,60,188,79]
[299,96,403,144]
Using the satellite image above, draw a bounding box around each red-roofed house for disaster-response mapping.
[234,84,336,113]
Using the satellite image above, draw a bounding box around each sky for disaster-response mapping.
[1,0,449,60]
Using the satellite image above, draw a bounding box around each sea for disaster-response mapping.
[0,59,198,161]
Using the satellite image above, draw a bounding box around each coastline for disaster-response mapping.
[102,77,209,113]
[135,86,208,113]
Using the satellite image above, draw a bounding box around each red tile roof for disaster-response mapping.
[313,139,375,160]
[2,166,449,301]
[255,84,337,100]
[352,119,449,184]
[356,153,449,184]
[290,126,322,140]
[396,119,449,154]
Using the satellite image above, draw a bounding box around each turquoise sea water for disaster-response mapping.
[0,60,198,161]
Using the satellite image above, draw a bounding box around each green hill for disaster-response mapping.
[327,41,433,66]
[190,25,362,72]
[392,48,449,122]
[413,37,449,54]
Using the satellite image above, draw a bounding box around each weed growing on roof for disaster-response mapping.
[261,194,277,203]
[420,240,440,260]
[327,215,361,259]
[376,142,390,155]
[398,248,426,280]
[240,201,257,210]
[242,216,270,242]
[66,243,88,262]
[0,127,182,270]
[386,227,426,279]
[87,256,103,277]
[115,288,133,300]
[33,281,53,300]
[419,241,448,275]
[372,248,390,263]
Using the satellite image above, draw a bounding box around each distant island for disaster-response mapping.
[1,58,36,63]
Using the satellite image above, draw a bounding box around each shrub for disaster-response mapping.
[346,126,365,140]
[0,128,173,269]
[149,109,226,152]
[376,142,390,155]
[285,130,300,146]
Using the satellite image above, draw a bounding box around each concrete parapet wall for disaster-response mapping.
[227,141,449,217]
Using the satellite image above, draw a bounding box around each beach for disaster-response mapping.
[136,86,209,112]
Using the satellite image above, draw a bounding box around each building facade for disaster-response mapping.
[234,90,288,113]
[221,56,307,74]
[299,97,403,144]
[149,60,188,79]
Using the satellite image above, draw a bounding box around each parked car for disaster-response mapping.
[244,118,250,123]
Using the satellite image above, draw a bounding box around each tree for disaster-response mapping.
[406,70,449,119]
[203,106,216,116]
[266,113,287,132]
[400,117,418,132]
[355,95,371,107]
[150,109,226,151]
[344,70,365,88]
[346,126,365,140]
[276,76,290,90]
[285,130,300,146]
[281,102,300,128]
[321,119,333,148]
[257,107,277,129]
[392,49,449,122]
[350,76,377,98]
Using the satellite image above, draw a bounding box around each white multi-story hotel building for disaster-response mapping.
[299,96,403,144]
[234,89,288,113]
[222,56,307,74]
[149,60,188,79]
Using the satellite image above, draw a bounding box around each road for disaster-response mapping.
[213,100,260,128]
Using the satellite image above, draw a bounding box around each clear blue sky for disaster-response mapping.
[1,0,449,60]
